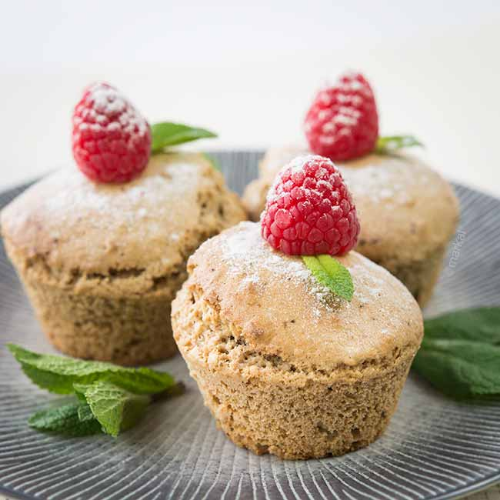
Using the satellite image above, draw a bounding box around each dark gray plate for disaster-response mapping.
[1,151,500,500]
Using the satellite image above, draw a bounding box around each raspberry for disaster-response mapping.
[261,155,360,256]
[304,71,378,161]
[72,82,151,183]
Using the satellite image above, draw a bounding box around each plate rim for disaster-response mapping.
[1,157,500,500]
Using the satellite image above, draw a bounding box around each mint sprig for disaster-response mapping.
[8,344,174,395]
[74,381,150,437]
[29,401,102,436]
[8,344,182,437]
[375,135,423,154]
[302,255,354,301]
[151,122,217,153]
[413,307,500,400]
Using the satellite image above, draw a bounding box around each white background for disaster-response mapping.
[0,0,499,195]
[0,4,499,500]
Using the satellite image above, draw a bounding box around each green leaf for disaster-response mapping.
[412,307,500,400]
[424,307,500,345]
[28,401,102,436]
[414,339,500,399]
[375,135,423,154]
[77,402,96,422]
[151,122,217,153]
[302,255,354,301]
[74,381,150,437]
[7,344,175,395]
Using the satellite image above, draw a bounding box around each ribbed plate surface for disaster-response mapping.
[1,151,500,500]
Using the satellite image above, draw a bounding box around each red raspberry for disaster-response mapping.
[304,71,379,161]
[72,82,151,183]
[261,155,360,256]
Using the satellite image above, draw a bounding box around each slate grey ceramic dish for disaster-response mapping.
[0,151,500,500]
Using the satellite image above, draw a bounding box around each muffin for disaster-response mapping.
[172,222,423,459]
[244,146,459,306]
[1,152,246,365]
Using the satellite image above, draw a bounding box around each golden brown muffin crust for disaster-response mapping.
[181,222,423,372]
[173,221,424,458]
[1,152,246,293]
[243,146,459,263]
[1,153,246,364]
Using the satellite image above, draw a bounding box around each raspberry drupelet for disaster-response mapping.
[261,155,360,256]
[72,82,151,183]
[304,71,378,161]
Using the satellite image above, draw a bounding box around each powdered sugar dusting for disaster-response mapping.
[76,83,149,138]
[288,155,317,175]
[91,86,127,115]
[266,154,341,206]
[220,223,391,319]
[339,157,432,205]
[40,156,202,241]
[262,148,435,208]
[350,264,383,297]
[222,222,332,312]
[209,223,422,365]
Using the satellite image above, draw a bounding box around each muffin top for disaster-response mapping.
[182,222,423,371]
[1,152,245,278]
[245,146,459,262]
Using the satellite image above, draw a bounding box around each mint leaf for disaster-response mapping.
[375,135,423,154]
[7,344,175,395]
[10,346,183,438]
[414,340,500,399]
[28,402,102,436]
[413,307,500,400]
[74,381,150,437]
[302,255,354,301]
[77,402,96,422]
[424,307,500,345]
[151,122,217,153]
